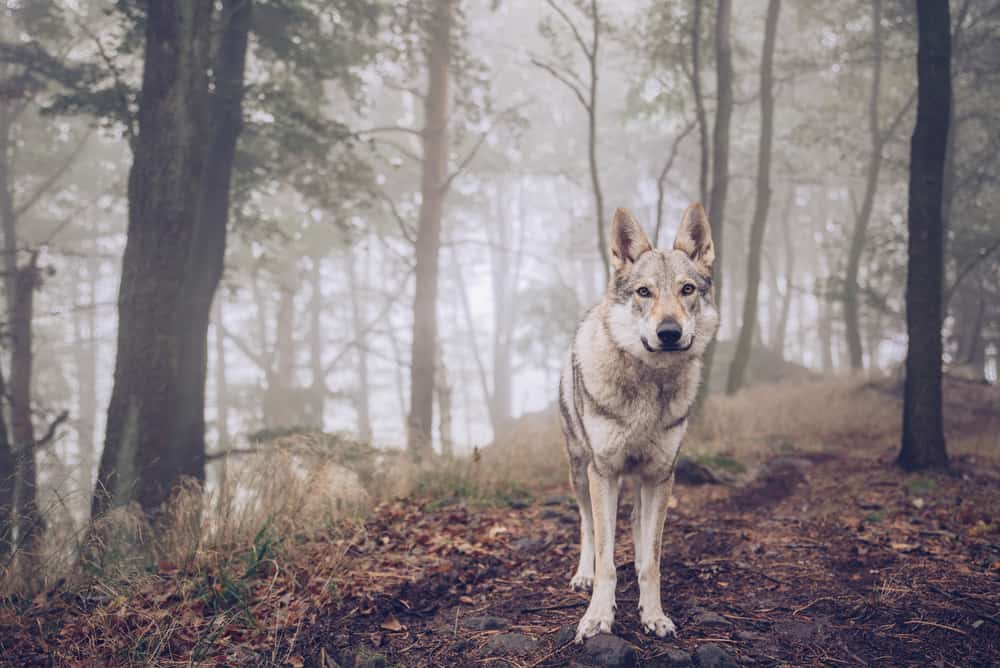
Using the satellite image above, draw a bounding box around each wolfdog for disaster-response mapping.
[558,204,719,642]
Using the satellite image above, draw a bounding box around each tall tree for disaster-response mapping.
[899,0,951,471]
[727,0,781,394]
[533,0,609,275]
[93,0,252,518]
[692,0,732,413]
[407,0,453,456]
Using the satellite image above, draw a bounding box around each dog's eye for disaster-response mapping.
[636,287,652,298]
[681,284,696,296]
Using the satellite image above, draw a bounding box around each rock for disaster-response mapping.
[483,632,539,656]
[693,644,735,668]
[689,608,732,628]
[542,494,575,506]
[580,633,637,668]
[774,620,819,640]
[511,536,548,552]
[675,457,723,485]
[694,643,737,668]
[553,624,576,646]
[650,647,693,667]
[463,616,512,631]
[355,653,387,668]
[451,639,474,654]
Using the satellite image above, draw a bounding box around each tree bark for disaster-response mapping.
[93,0,251,518]
[843,0,885,372]
[212,297,230,498]
[11,255,40,557]
[0,104,16,557]
[727,0,780,395]
[693,0,732,412]
[74,253,99,515]
[346,248,373,442]
[407,0,452,457]
[435,338,454,457]
[899,0,951,471]
[773,199,795,360]
[689,0,709,204]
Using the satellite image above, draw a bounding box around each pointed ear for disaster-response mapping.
[674,202,715,274]
[610,208,652,271]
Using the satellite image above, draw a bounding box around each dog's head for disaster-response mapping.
[605,204,719,364]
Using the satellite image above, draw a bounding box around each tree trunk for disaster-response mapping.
[346,248,373,442]
[407,0,452,457]
[436,338,453,457]
[844,0,885,372]
[726,0,780,395]
[773,206,795,360]
[487,184,514,432]
[899,0,950,471]
[11,255,40,558]
[212,297,230,499]
[0,104,16,557]
[74,253,99,515]
[689,0,709,204]
[93,0,251,518]
[693,0,732,411]
[586,0,608,276]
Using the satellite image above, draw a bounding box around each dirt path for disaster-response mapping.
[300,449,1000,667]
[4,446,999,667]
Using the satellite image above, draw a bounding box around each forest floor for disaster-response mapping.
[3,435,1000,667]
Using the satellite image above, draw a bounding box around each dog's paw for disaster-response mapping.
[570,572,594,592]
[574,608,614,643]
[641,613,677,638]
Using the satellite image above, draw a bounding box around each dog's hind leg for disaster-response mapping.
[569,460,595,592]
[636,474,677,638]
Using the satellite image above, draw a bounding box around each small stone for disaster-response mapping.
[355,654,388,668]
[652,647,693,667]
[581,633,637,668]
[553,624,576,646]
[542,494,575,506]
[483,632,539,656]
[511,536,547,552]
[694,643,737,668]
[463,616,512,631]
[689,608,732,627]
[451,639,474,654]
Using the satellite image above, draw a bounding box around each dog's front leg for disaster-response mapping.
[636,474,676,637]
[575,462,619,642]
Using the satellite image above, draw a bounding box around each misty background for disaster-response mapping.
[0,0,997,563]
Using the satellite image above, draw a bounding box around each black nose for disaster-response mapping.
[657,319,683,345]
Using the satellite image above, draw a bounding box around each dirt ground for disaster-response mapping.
[297,446,1000,667]
[4,442,1000,667]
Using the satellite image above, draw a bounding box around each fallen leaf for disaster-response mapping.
[381,615,405,632]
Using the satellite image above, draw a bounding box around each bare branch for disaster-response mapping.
[35,410,70,449]
[13,129,93,220]
[530,58,590,110]
[546,0,593,59]
[879,88,918,147]
[654,119,697,246]
[945,237,1000,311]
[356,125,423,138]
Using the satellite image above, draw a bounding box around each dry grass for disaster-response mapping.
[484,375,1000,490]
